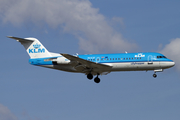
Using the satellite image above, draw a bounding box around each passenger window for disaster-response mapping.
[121,58,122,60]
[123,58,125,60]
[118,58,120,60]
[126,58,128,60]
[113,58,114,60]
[115,58,117,60]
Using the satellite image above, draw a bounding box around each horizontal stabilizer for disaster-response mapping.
[7,36,34,43]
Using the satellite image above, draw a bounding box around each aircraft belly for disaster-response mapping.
[41,64,78,72]
[111,62,161,71]
[41,61,163,73]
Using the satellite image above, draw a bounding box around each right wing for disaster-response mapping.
[61,53,112,74]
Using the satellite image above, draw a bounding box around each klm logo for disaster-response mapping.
[29,43,45,53]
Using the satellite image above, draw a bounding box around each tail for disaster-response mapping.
[8,36,52,58]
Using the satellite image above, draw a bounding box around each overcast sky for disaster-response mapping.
[0,0,180,120]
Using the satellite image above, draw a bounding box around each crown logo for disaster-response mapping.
[33,43,41,49]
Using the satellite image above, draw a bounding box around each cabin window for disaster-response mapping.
[97,59,99,61]
[137,58,138,59]
[118,58,120,60]
[101,59,103,61]
[121,58,122,60]
[93,59,95,61]
[129,58,131,60]
[132,58,133,59]
[107,58,109,60]
[113,58,114,60]
[124,58,125,60]
[126,58,128,60]
[115,58,117,60]
[110,58,111,60]
[134,58,136,59]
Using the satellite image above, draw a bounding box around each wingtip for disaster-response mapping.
[7,36,13,38]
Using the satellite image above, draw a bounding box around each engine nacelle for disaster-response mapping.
[52,57,70,65]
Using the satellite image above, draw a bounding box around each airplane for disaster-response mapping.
[8,36,175,83]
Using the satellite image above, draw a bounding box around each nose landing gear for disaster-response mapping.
[153,73,157,78]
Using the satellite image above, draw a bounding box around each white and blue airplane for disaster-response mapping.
[8,36,175,83]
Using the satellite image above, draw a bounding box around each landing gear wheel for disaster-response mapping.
[153,74,157,78]
[87,73,93,80]
[94,77,100,83]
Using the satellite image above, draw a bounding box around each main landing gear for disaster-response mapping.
[87,73,100,83]
[94,75,100,83]
[87,73,93,80]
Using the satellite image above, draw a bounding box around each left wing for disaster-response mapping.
[61,53,112,73]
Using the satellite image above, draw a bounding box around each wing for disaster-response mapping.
[61,53,112,74]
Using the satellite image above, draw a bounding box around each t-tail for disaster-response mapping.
[8,36,52,58]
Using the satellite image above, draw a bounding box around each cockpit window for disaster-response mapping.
[157,56,167,59]
[163,56,166,58]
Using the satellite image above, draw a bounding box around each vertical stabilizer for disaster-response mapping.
[8,36,52,58]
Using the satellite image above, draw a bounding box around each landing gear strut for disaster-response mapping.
[94,74,100,83]
[87,73,93,80]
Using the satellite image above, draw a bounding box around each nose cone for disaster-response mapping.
[170,61,175,67]
[167,61,175,68]
[160,61,175,68]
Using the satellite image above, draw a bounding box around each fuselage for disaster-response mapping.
[9,36,175,83]
[29,52,175,73]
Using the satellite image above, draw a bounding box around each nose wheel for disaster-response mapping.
[153,73,157,78]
